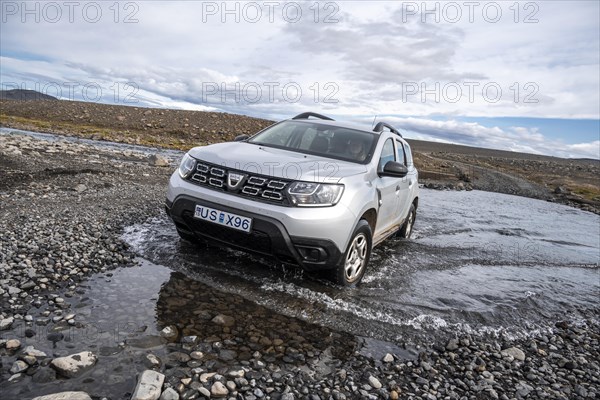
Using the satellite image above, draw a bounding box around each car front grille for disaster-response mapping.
[186,160,292,205]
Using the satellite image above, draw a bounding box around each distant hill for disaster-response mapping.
[0,89,58,101]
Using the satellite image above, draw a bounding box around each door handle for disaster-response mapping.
[396,185,401,191]
[408,180,414,188]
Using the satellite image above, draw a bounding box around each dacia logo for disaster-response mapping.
[227,172,245,189]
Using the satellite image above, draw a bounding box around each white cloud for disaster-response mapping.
[0,1,598,158]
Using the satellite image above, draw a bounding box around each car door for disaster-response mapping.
[395,139,412,219]
[374,138,401,238]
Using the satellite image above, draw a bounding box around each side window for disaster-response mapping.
[378,139,396,172]
[404,142,414,168]
[395,140,406,165]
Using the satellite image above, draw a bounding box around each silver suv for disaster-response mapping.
[165,112,419,286]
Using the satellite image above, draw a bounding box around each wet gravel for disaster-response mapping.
[1,130,599,399]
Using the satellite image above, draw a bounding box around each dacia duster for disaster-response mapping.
[165,112,419,286]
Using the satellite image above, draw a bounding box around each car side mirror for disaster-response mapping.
[380,161,408,178]
[234,134,250,142]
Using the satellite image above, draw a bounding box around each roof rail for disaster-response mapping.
[373,121,403,138]
[292,112,334,121]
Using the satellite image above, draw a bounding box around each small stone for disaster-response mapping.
[31,392,92,400]
[146,353,161,368]
[23,346,48,358]
[211,381,229,397]
[198,387,211,397]
[160,387,180,400]
[446,338,459,351]
[160,325,178,340]
[501,347,526,361]
[190,351,204,360]
[10,360,29,374]
[212,314,235,327]
[148,154,170,167]
[390,390,399,400]
[6,339,21,350]
[0,316,14,330]
[368,376,382,389]
[382,353,394,363]
[132,370,165,400]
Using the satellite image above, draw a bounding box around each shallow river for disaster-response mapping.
[124,189,600,345]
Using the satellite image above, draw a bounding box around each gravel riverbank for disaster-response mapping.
[1,132,599,399]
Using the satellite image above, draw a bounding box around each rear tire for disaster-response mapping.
[332,220,372,287]
[398,204,416,239]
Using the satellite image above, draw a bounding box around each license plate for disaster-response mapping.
[194,205,252,233]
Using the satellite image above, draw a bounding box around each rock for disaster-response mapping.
[146,353,161,368]
[160,387,180,400]
[160,325,178,340]
[212,314,235,327]
[501,347,526,361]
[0,316,14,330]
[198,387,211,398]
[6,339,21,350]
[74,184,86,193]
[368,376,382,389]
[10,360,29,374]
[148,154,169,167]
[446,338,459,351]
[211,381,229,397]
[31,392,92,400]
[50,351,98,378]
[554,186,569,194]
[390,390,399,400]
[116,115,126,121]
[382,353,394,363]
[132,370,165,400]
[32,367,57,383]
[190,351,204,360]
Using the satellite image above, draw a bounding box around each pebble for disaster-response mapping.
[131,370,165,400]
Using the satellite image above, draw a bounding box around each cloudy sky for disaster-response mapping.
[1,1,599,158]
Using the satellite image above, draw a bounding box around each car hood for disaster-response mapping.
[188,142,367,183]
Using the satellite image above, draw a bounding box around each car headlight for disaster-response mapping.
[178,153,196,179]
[287,182,344,207]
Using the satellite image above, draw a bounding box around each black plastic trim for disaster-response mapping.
[292,112,335,121]
[373,121,403,138]
[166,195,342,271]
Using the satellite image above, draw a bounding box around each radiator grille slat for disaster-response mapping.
[185,160,291,205]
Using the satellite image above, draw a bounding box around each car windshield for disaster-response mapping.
[248,121,377,163]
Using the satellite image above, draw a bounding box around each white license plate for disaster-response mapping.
[194,205,252,233]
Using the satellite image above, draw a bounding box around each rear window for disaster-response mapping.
[249,121,377,163]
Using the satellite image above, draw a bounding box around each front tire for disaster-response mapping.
[332,220,372,286]
[398,204,416,239]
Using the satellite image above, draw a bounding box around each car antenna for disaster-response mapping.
[371,115,378,128]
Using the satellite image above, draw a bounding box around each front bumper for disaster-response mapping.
[165,195,343,271]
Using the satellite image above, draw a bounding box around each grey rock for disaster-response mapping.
[50,351,98,378]
[382,353,394,363]
[211,381,229,397]
[148,154,170,167]
[368,375,382,389]
[10,360,29,374]
[501,347,526,361]
[160,387,180,400]
[132,370,165,400]
[212,314,235,327]
[31,392,92,400]
[0,316,14,330]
